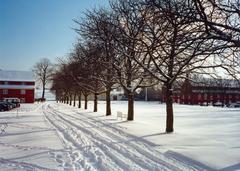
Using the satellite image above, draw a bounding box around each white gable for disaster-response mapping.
[0,70,34,82]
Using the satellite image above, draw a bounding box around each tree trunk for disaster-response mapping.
[127,92,134,121]
[106,89,111,116]
[165,83,174,133]
[66,96,69,104]
[94,93,98,112]
[84,95,88,109]
[78,93,81,108]
[42,84,45,99]
[73,93,76,107]
[69,95,72,106]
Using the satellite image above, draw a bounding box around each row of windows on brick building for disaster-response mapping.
[1,89,26,95]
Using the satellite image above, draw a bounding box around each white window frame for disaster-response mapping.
[3,89,8,95]
[20,89,26,95]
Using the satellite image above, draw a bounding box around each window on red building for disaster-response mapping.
[3,89,8,95]
[210,95,213,100]
[20,89,26,95]
[198,94,201,100]
[204,93,207,100]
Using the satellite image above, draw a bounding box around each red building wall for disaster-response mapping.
[171,81,240,105]
[0,81,35,103]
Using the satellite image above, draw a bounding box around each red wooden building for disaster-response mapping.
[171,79,240,106]
[0,70,35,103]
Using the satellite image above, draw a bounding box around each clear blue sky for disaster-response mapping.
[0,0,109,71]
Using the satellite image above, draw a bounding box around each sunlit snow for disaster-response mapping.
[0,101,239,171]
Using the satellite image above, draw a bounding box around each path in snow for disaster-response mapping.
[43,102,213,171]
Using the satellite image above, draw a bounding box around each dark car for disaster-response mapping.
[3,98,20,108]
[229,102,240,108]
[4,102,15,109]
[0,103,10,111]
[0,102,14,110]
[9,101,20,108]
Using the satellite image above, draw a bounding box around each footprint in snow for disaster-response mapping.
[48,151,54,156]
[56,154,62,159]
[56,158,63,164]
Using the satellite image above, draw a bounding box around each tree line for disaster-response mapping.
[50,0,240,133]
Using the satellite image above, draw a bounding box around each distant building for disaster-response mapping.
[135,87,163,101]
[0,70,35,103]
[35,88,56,101]
[169,79,240,105]
[111,87,125,100]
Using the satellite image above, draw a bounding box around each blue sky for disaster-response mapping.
[0,0,109,71]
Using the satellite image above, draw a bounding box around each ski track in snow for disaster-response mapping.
[42,103,211,171]
[0,157,57,171]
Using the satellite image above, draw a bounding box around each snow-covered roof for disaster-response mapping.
[0,84,35,89]
[0,70,34,82]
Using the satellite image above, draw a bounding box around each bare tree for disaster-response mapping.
[67,42,106,112]
[159,0,240,79]
[192,0,240,47]
[33,58,53,100]
[110,0,157,120]
[129,0,227,132]
[74,8,117,116]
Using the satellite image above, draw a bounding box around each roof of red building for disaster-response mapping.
[0,70,34,82]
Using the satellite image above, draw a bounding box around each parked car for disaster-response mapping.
[0,103,10,111]
[0,102,13,109]
[228,102,240,108]
[213,102,223,107]
[35,98,46,102]
[5,102,15,109]
[3,98,20,107]
[201,102,209,106]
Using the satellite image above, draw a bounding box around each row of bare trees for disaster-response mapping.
[51,0,240,133]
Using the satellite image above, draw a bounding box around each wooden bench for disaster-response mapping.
[117,111,127,120]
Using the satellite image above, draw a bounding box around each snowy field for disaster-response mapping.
[0,101,239,171]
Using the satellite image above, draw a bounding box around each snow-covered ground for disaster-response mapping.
[0,101,239,171]
[35,89,56,101]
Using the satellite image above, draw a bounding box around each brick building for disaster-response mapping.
[171,79,240,106]
[0,70,35,103]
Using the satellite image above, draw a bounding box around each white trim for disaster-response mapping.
[3,89,8,95]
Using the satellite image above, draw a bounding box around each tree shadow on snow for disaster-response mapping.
[219,163,240,171]
[164,151,216,171]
